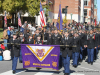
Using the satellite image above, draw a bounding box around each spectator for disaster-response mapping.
[7,27,11,39]
[3,27,8,47]
[29,25,36,35]
[3,47,11,61]
[0,45,3,61]
[20,25,24,34]
[10,26,14,38]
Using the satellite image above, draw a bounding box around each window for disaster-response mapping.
[84,9,87,16]
[84,0,88,6]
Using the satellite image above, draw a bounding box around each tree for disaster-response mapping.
[26,0,40,17]
[1,0,27,26]
[2,0,26,13]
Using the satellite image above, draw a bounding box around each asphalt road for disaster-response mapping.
[0,51,100,75]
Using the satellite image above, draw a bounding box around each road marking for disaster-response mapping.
[0,70,25,75]
[94,63,100,65]
[34,72,54,75]
[78,66,99,71]
[70,73,84,75]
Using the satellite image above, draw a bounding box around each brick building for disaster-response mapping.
[84,0,94,23]
[94,0,97,20]
[48,0,83,24]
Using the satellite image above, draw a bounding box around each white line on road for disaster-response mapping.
[0,70,25,75]
[70,73,84,75]
[78,66,99,71]
[34,72,54,75]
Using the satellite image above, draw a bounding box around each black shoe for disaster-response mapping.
[19,61,22,63]
[36,68,41,70]
[12,70,16,74]
[64,73,69,75]
[91,62,93,65]
[73,65,77,68]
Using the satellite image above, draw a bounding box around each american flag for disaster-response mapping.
[40,2,46,28]
[18,12,22,27]
[4,12,7,25]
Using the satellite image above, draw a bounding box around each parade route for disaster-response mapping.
[0,51,100,75]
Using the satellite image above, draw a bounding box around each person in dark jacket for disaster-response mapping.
[51,28,62,45]
[47,33,52,45]
[35,35,42,45]
[9,33,20,74]
[26,35,34,44]
[18,33,25,63]
[85,29,96,65]
[72,32,80,68]
[61,30,73,75]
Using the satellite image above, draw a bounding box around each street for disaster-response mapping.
[0,51,100,75]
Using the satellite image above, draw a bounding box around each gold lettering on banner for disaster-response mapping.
[51,54,57,57]
[33,63,50,66]
[24,60,30,66]
[25,53,31,55]
[52,61,57,67]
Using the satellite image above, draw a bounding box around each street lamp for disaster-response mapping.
[71,13,73,24]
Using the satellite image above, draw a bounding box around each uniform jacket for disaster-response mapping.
[61,37,73,57]
[72,37,80,53]
[9,39,20,57]
[51,34,62,45]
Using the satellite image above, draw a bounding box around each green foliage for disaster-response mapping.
[1,0,50,17]
[2,0,26,13]
[26,0,40,16]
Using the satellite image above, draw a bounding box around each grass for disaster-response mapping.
[0,28,3,40]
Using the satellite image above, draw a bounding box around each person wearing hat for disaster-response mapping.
[78,29,86,62]
[47,33,52,45]
[72,31,80,68]
[24,29,30,41]
[41,27,49,44]
[61,30,73,75]
[34,29,41,41]
[8,33,20,74]
[35,35,42,45]
[84,29,96,65]
[93,28,99,60]
[51,28,62,45]
[26,34,34,44]
[18,33,25,63]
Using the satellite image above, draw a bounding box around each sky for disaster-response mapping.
[97,0,100,22]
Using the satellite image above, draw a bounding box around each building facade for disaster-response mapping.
[48,0,84,24]
[84,0,94,23]
[94,0,97,20]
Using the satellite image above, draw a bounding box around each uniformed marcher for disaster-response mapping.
[85,29,96,65]
[18,33,25,63]
[9,33,20,74]
[61,30,73,75]
[72,31,80,67]
[26,34,34,44]
[35,35,42,45]
[51,28,62,45]
[41,27,49,44]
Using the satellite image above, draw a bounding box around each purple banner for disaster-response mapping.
[21,44,60,70]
